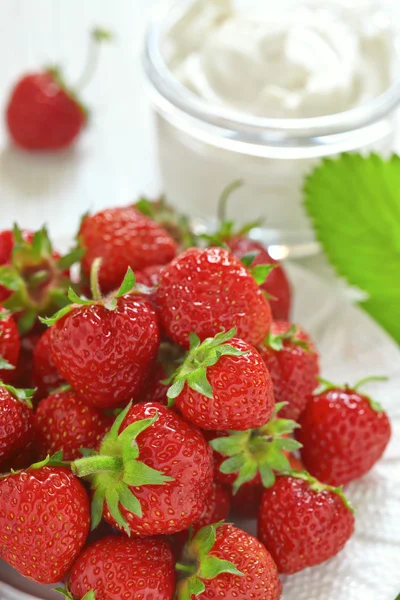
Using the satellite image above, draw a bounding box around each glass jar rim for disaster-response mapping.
[144,0,400,141]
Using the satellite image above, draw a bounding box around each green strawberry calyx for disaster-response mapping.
[0,381,35,408]
[55,586,95,600]
[40,260,138,326]
[313,375,388,413]
[210,402,302,493]
[176,522,243,599]
[71,402,174,536]
[288,470,354,513]
[0,355,14,371]
[166,328,248,405]
[0,451,69,479]
[240,252,276,287]
[0,225,84,334]
[135,196,196,248]
[265,324,311,352]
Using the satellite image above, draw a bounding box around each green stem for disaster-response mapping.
[75,28,112,92]
[90,257,103,301]
[176,563,196,575]
[353,375,388,391]
[71,455,121,477]
[217,180,243,223]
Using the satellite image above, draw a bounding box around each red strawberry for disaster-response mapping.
[258,473,355,574]
[176,523,281,600]
[167,329,275,431]
[12,329,41,389]
[175,481,231,548]
[33,327,65,398]
[230,481,264,519]
[135,264,165,288]
[156,247,272,349]
[296,378,392,486]
[0,305,20,383]
[0,383,34,471]
[258,321,319,420]
[71,401,214,537]
[228,236,291,321]
[0,459,90,583]
[210,402,301,492]
[35,388,113,460]
[6,29,111,151]
[0,226,82,334]
[46,267,160,409]
[79,206,178,294]
[64,535,175,600]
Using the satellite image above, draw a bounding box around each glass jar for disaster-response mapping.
[144,0,400,258]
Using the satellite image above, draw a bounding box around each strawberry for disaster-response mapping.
[230,481,264,519]
[258,321,319,420]
[175,481,231,547]
[35,388,113,460]
[71,401,214,537]
[45,266,160,409]
[258,473,355,574]
[176,523,281,599]
[155,247,272,349]
[135,264,165,288]
[6,29,111,151]
[209,402,301,492]
[228,236,291,321]
[0,305,20,383]
[33,327,65,398]
[0,226,82,334]
[296,377,392,486]
[0,383,34,471]
[59,535,175,600]
[79,206,178,294]
[0,456,90,583]
[167,329,275,431]
[0,229,33,303]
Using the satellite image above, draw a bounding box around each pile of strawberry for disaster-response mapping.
[0,200,392,600]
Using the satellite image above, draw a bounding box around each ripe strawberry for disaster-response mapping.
[0,226,82,334]
[71,401,213,537]
[258,321,319,420]
[33,327,65,398]
[35,388,113,460]
[6,29,111,151]
[296,378,392,486]
[58,535,175,600]
[167,329,275,431]
[45,266,160,409]
[79,206,178,294]
[258,473,355,574]
[12,329,41,389]
[230,481,264,518]
[210,402,301,492]
[0,458,90,583]
[156,247,272,349]
[0,383,34,471]
[135,264,165,288]
[228,236,291,321]
[175,481,231,548]
[176,523,281,599]
[0,305,20,383]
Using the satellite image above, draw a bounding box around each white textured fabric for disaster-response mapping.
[0,263,399,600]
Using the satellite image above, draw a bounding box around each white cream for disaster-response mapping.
[166,0,393,118]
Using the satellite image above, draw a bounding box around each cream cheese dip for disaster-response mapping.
[145,0,399,256]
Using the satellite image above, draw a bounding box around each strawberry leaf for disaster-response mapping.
[115,267,136,298]
[0,382,35,408]
[240,251,260,268]
[0,356,15,371]
[304,153,400,343]
[250,264,276,285]
[56,247,85,270]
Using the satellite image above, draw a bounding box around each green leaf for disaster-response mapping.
[259,463,276,488]
[56,247,85,270]
[1,383,35,408]
[115,267,136,298]
[233,460,258,492]
[187,368,214,399]
[240,251,260,268]
[91,484,105,530]
[219,454,246,474]
[192,523,217,556]
[17,309,37,335]
[123,460,173,487]
[40,304,75,326]
[105,487,129,536]
[0,356,15,370]
[106,401,132,441]
[118,485,142,518]
[92,27,113,42]
[304,153,400,343]
[250,264,276,285]
[118,413,158,444]
[188,578,206,596]
[209,435,243,457]
[199,556,243,580]
[0,266,23,291]
[167,378,185,400]
[68,288,93,305]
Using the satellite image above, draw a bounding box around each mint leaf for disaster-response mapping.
[304,154,400,343]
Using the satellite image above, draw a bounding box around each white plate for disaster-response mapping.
[1,263,400,600]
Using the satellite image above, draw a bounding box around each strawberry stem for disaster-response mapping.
[72,455,122,477]
[90,257,103,300]
[217,180,243,223]
[75,27,113,92]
